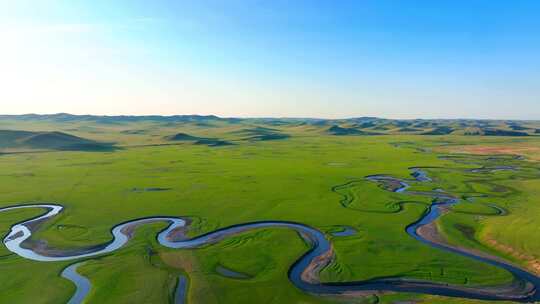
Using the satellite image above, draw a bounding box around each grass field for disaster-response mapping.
[1,116,539,303]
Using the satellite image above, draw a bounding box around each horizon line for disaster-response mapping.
[0,112,537,122]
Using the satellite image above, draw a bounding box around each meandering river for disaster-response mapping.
[1,168,539,303]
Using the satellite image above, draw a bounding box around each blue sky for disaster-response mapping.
[1,1,539,119]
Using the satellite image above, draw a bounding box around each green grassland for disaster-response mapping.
[0,115,539,303]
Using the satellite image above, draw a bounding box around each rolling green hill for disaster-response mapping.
[0,130,114,151]
[1,114,539,143]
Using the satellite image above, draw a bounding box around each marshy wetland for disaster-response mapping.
[1,115,540,304]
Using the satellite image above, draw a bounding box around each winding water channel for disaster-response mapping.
[61,262,91,304]
[1,168,539,303]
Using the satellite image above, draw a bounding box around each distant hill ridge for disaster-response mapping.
[1,114,539,137]
[1,113,537,123]
[0,130,114,151]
